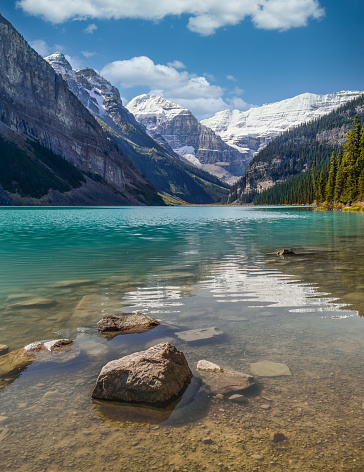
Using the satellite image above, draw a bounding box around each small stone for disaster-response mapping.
[260,404,271,410]
[214,394,224,400]
[276,249,295,256]
[0,345,9,356]
[229,394,248,404]
[202,437,213,444]
[272,432,287,443]
[196,360,223,372]
[251,454,264,461]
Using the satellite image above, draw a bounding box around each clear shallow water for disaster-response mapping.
[1,206,364,471]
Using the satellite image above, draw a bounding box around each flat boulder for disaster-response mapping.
[199,371,255,395]
[97,312,160,335]
[92,342,192,406]
[23,338,79,363]
[250,361,291,377]
[176,327,223,343]
[196,360,223,372]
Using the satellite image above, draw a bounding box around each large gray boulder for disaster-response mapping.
[92,342,192,406]
[97,312,160,334]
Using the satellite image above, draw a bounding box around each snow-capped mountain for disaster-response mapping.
[45,53,229,203]
[126,94,249,183]
[201,91,364,156]
[44,53,170,152]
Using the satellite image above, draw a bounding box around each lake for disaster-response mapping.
[0,206,364,471]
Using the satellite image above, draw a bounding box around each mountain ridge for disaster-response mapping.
[202,91,364,158]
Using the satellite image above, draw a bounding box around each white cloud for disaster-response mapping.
[101,55,251,118]
[83,23,97,33]
[167,60,186,69]
[29,39,50,56]
[229,86,244,95]
[226,74,237,81]
[17,0,325,35]
[82,50,96,57]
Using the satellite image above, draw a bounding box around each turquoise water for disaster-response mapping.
[1,206,364,471]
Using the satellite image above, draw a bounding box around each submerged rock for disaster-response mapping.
[276,248,295,256]
[11,298,58,308]
[49,279,93,288]
[97,312,160,335]
[0,345,9,356]
[92,342,192,406]
[199,371,255,395]
[0,339,76,381]
[176,327,223,342]
[250,361,291,377]
[70,294,121,325]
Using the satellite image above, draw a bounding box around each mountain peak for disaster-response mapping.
[44,52,73,74]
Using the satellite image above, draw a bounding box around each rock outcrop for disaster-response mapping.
[97,312,160,334]
[92,342,192,406]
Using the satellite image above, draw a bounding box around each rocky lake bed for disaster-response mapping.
[1,206,364,470]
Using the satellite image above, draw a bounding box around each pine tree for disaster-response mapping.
[334,148,344,201]
[325,151,336,202]
[316,168,326,203]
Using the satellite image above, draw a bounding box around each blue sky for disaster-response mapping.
[1,0,363,119]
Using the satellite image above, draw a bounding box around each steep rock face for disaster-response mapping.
[202,91,364,157]
[126,94,249,183]
[0,15,159,204]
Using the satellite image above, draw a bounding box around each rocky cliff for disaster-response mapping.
[0,14,162,205]
[126,94,249,184]
[202,91,364,158]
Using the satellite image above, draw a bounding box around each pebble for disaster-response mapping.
[229,394,249,404]
[251,454,264,461]
[272,432,287,443]
[260,404,271,410]
[202,437,214,444]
